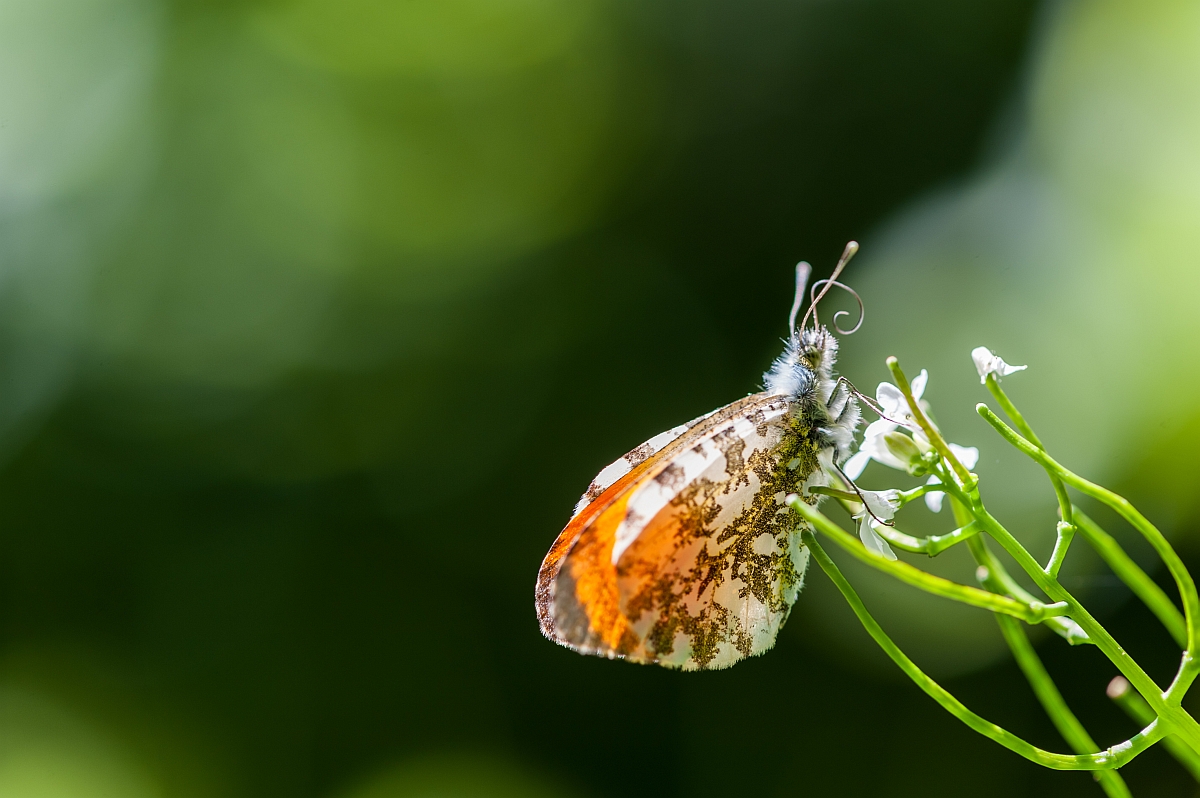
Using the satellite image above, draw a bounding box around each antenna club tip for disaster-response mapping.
[844,241,860,255]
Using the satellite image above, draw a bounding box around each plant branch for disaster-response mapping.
[789,497,1068,625]
[926,433,1200,750]
[1046,522,1076,579]
[1074,508,1187,649]
[966,534,1092,645]
[996,615,1130,797]
[963,497,1127,795]
[969,497,1200,752]
[1108,676,1200,782]
[802,529,1162,771]
[871,519,983,556]
[977,403,1199,657]
[888,357,974,487]
[987,376,1074,520]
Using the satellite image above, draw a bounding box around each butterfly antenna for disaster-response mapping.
[811,279,864,334]
[799,240,859,333]
[788,262,812,342]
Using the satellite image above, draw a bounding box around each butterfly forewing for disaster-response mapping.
[537,393,821,670]
[535,394,763,653]
[571,421,696,516]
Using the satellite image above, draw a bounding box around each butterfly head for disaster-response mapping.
[764,326,837,398]
[764,241,862,400]
[793,326,837,376]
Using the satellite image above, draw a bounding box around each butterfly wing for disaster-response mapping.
[537,393,825,670]
[534,395,757,655]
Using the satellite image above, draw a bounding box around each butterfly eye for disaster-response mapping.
[798,339,823,363]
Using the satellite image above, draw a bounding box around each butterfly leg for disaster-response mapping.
[827,376,860,424]
[831,375,902,425]
[825,379,864,429]
[834,391,856,425]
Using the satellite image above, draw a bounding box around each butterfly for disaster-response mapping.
[536,243,865,670]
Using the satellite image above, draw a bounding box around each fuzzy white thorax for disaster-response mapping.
[763,327,860,465]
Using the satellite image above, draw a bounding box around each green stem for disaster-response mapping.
[887,357,974,487]
[1169,654,1200,708]
[937,458,1200,752]
[972,499,1200,753]
[809,486,863,503]
[1074,508,1187,649]
[810,483,944,508]
[965,496,1128,796]
[790,498,1068,625]
[897,483,942,504]
[977,404,1199,658]
[1046,522,1076,579]
[872,519,983,556]
[983,373,1042,445]
[984,374,1073,527]
[966,534,1091,645]
[996,615,1130,798]
[1108,676,1200,782]
[942,469,1090,645]
[802,529,1162,770]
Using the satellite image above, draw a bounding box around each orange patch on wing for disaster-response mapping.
[614,502,702,658]
[561,490,639,652]
[536,392,774,658]
[535,448,664,649]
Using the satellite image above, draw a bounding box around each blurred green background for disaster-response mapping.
[2,0,1199,795]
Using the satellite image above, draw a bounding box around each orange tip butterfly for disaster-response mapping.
[536,242,864,670]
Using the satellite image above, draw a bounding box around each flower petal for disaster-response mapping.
[924,475,944,513]
[842,451,871,480]
[860,517,897,560]
[910,369,929,401]
[862,417,898,441]
[949,443,979,470]
[875,382,905,416]
[972,347,1027,385]
[859,489,900,522]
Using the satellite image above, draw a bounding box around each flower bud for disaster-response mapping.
[883,431,921,467]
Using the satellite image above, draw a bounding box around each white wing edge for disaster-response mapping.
[570,412,715,518]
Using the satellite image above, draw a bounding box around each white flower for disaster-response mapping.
[923,443,979,512]
[842,369,980,514]
[859,517,897,560]
[843,370,927,479]
[853,489,900,560]
[859,488,901,521]
[971,346,1026,385]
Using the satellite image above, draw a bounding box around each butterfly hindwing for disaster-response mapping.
[537,393,823,670]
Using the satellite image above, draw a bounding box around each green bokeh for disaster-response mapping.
[0,0,1195,796]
